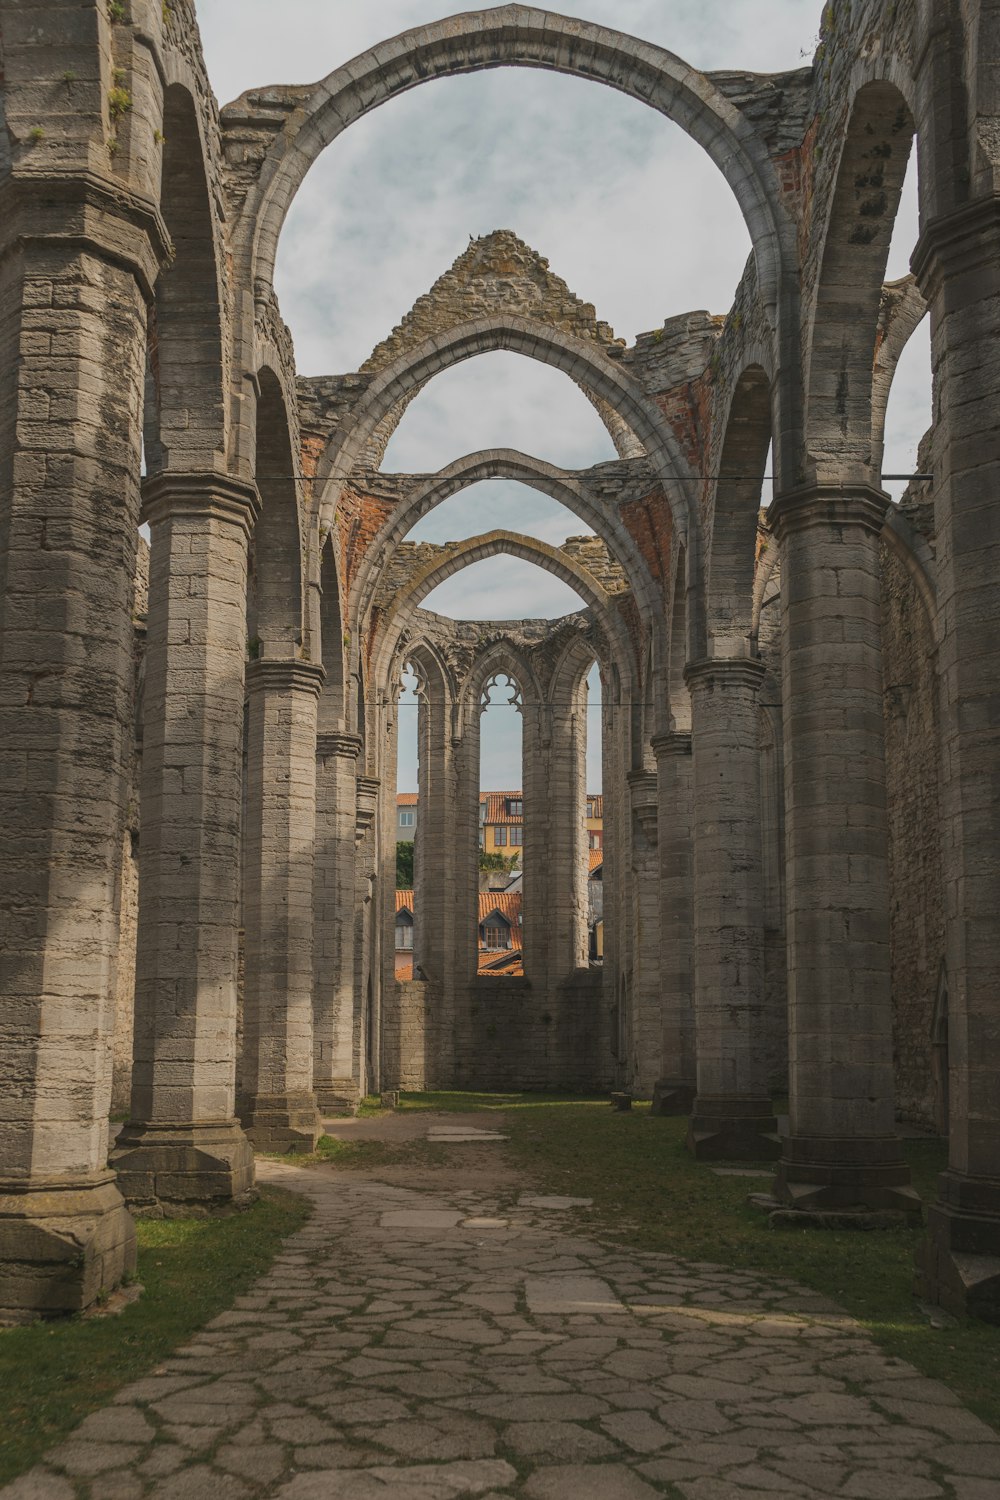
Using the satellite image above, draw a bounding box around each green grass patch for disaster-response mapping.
[0,1185,309,1485]
[317,1135,449,1171]
[404,1091,1000,1434]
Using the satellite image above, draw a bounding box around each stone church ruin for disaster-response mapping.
[0,0,998,1328]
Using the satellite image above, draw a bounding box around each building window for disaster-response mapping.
[509,826,523,846]
[587,800,594,818]
[395,911,414,950]
[399,810,414,827]
[494,826,507,846]
[507,798,523,817]
[589,830,602,850]
[482,920,511,950]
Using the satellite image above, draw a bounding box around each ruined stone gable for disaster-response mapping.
[360,228,625,374]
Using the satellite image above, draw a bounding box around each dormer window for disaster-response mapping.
[395,909,414,950]
[481,912,512,950]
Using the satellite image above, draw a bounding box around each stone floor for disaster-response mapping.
[5,1123,1000,1500]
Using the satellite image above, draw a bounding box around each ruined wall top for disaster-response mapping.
[361,229,625,375]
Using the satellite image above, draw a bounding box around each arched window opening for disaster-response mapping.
[407,480,595,548]
[585,662,605,966]
[265,66,755,375]
[421,556,587,622]
[882,153,931,505]
[479,674,524,977]
[381,353,618,473]
[394,663,419,979]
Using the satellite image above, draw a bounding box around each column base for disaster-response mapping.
[111,1120,256,1217]
[687,1097,781,1160]
[916,1172,1000,1324]
[241,1093,323,1153]
[0,1173,136,1323]
[314,1080,361,1117]
[775,1134,922,1221]
[651,1079,696,1117]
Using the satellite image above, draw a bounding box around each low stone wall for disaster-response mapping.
[453,971,610,1092]
[383,979,441,1091]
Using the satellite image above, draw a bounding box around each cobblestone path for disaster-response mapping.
[5,1146,1000,1500]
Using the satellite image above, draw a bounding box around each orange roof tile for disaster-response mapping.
[396,889,414,913]
[588,849,604,874]
[396,793,418,806]
[483,792,524,825]
[478,950,524,975]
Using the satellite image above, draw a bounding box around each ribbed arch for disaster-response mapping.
[230,6,790,324]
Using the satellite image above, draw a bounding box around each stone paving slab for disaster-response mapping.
[4,1156,1000,1499]
[427,1128,507,1139]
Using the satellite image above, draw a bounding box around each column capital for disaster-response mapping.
[651,731,692,760]
[0,169,172,300]
[245,659,325,697]
[768,483,889,541]
[316,731,363,761]
[626,768,657,799]
[683,656,766,693]
[141,472,261,535]
[911,192,1000,296]
[355,775,381,845]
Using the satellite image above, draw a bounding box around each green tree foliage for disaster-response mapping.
[479,851,519,874]
[396,841,414,888]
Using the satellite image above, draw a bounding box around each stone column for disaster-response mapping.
[545,693,590,981]
[113,474,258,1212]
[684,658,779,1159]
[313,732,362,1114]
[413,690,452,993]
[912,201,1000,1313]
[650,732,696,1115]
[0,179,165,1313]
[519,699,550,991]
[769,486,916,1217]
[627,770,661,1096]
[240,660,325,1151]
[355,775,382,1096]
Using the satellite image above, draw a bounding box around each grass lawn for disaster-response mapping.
[394,1091,1000,1436]
[0,1185,310,1486]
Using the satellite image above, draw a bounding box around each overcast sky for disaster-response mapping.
[196,1,932,791]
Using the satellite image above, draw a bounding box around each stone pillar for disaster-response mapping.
[912,201,1000,1314]
[113,474,258,1212]
[651,732,696,1115]
[517,702,538,981]
[684,658,779,1159]
[240,660,325,1152]
[0,179,165,1313]
[313,732,362,1113]
[627,771,661,1095]
[769,486,917,1217]
[544,692,590,981]
[414,690,452,992]
[354,775,382,1096]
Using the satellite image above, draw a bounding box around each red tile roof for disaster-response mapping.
[478,890,523,945]
[483,793,523,825]
[396,793,418,806]
[588,849,604,874]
